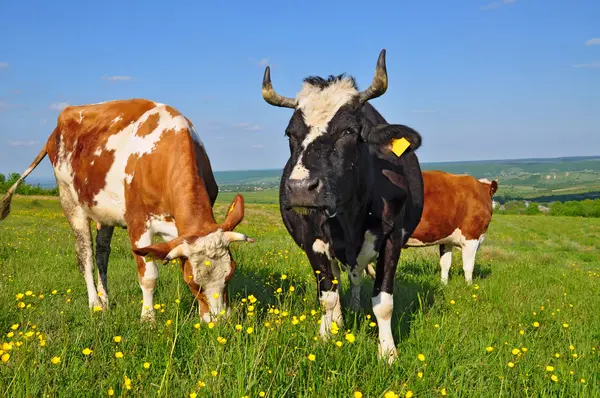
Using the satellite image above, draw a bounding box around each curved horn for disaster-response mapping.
[262,66,298,109]
[223,231,255,244]
[358,49,388,103]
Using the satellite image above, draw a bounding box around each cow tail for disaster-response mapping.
[0,144,48,220]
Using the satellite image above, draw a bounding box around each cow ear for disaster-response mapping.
[365,124,422,154]
[133,242,173,262]
[133,235,192,264]
[220,194,245,232]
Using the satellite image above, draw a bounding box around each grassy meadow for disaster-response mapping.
[1,193,600,397]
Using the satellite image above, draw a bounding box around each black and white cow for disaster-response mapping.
[262,50,425,363]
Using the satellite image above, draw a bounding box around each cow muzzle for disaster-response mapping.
[286,177,325,208]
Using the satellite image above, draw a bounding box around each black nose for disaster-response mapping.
[286,178,323,206]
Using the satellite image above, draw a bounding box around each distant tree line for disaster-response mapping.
[497,199,600,218]
[0,173,58,196]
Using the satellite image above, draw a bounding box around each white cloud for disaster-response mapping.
[102,75,133,82]
[481,0,516,10]
[0,62,8,70]
[257,58,269,67]
[9,140,40,147]
[49,102,70,111]
[251,144,265,149]
[572,62,600,68]
[411,109,436,113]
[585,38,600,46]
[232,122,262,132]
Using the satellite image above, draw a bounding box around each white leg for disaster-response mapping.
[461,239,480,285]
[319,290,343,338]
[440,244,452,285]
[372,292,396,364]
[59,186,101,309]
[134,230,158,321]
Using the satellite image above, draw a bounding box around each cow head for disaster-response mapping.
[133,195,253,322]
[262,49,421,215]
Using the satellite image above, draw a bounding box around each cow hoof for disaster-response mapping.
[140,310,156,323]
[349,299,362,312]
[378,345,398,365]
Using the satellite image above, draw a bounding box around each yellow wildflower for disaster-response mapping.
[208,322,215,329]
[82,348,92,356]
[345,333,356,343]
[308,353,316,361]
[246,327,254,334]
[51,356,61,365]
[211,370,218,377]
[486,346,494,353]
[235,324,242,331]
[551,375,558,382]
[546,365,554,372]
[417,353,425,361]
[508,362,515,368]
[115,352,124,359]
[143,362,151,369]
[354,392,363,398]
[113,336,122,343]
[108,388,114,396]
[1,353,9,362]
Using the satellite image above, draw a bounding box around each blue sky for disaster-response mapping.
[0,0,599,180]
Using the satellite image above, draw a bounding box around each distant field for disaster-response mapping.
[18,155,600,203]
[1,196,600,397]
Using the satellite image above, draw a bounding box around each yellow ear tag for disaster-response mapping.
[228,202,235,213]
[391,137,411,157]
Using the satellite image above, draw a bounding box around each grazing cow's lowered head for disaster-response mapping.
[133,201,253,321]
[262,49,422,217]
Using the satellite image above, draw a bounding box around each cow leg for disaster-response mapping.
[349,231,379,311]
[307,243,343,338]
[461,239,480,285]
[95,225,114,309]
[130,228,158,322]
[58,187,102,309]
[439,244,452,285]
[372,236,401,364]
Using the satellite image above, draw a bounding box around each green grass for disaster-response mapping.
[1,196,600,397]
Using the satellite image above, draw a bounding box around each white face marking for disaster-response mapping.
[93,148,102,157]
[89,105,189,225]
[78,110,84,124]
[372,292,396,363]
[111,115,122,124]
[312,239,331,260]
[289,78,358,181]
[125,173,133,185]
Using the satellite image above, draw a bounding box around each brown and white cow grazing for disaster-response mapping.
[368,170,497,284]
[0,98,254,322]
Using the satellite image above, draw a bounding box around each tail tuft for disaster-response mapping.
[0,191,14,220]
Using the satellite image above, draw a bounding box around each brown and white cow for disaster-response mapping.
[367,170,498,284]
[0,98,254,322]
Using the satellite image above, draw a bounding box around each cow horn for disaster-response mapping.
[223,231,255,244]
[358,49,388,103]
[262,66,298,109]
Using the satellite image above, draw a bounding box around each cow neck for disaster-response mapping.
[167,159,220,238]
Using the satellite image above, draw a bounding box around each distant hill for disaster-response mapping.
[19,155,600,203]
